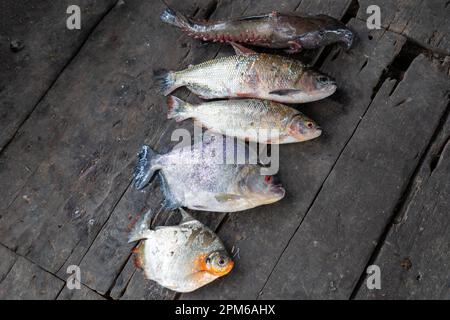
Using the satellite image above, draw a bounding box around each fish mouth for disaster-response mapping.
[308,127,323,140]
[342,31,354,49]
[270,185,286,199]
[321,83,337,96]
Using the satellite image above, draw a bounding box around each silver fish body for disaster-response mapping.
[156,50,336,104]
[167,96,322,144]
[129,209,234,292]
[133,136,285,212]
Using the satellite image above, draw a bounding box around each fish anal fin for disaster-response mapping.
[230,42,257,56]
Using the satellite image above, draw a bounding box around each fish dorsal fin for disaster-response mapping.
[236,11,278,21]
[230,42,257,56]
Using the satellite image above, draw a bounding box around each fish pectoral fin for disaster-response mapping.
[230,42,257,56]
[285,40,303,54]
[269,89,303,96]
[215,193,244,203]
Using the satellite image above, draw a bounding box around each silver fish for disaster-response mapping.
[133,135,285,212]
[155,43,336,104]
[167,96,322,144]
[129,209,234,293]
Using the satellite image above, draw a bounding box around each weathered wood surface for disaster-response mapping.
[0,0,117,152]
[0,245,64,299]
[356,114,450,300]
[0,0,449,300]
[112,0,355,300]
[183,19,406,299]
[357,0,450,55]
[259,55,450,299]
[57,284,105,300]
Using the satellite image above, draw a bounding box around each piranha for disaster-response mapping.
[160,7,354,53]
[167,96,322,144]
[133,135,285,212]
[155,43,336,104]
[129,209,234,292]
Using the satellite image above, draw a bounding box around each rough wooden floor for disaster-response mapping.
[0,0,449,300]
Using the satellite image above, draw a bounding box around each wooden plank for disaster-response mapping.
[182,16,405,299]
[355,114,450,300]
[0,251,64,299]
[0,0,222,277]
[259,55,450,299]
[108,0,353,299]
[0,0,117,152]
[357,0,450,54]
[80,0,257,297]
[57,284,106,300]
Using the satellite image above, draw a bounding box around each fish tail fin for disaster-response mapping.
[128,210,155,243]
[167,95,192,122]
[133,145,160,190]
[153,69,178,96]
[160,6,192,29]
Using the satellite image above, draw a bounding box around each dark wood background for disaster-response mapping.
[0,0,449,299]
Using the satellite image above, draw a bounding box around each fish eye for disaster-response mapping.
[306,122,314,129]
[264,175,272,183]
[214,255,228,267]
[317,76,329,84]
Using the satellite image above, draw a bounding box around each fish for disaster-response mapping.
[160,7,354,53]
[128,209,234,293]
[133,135,285,212]
[167,96,322,144]
[155,43,336,104]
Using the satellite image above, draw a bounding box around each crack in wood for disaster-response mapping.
[370,40,426,100]
[341,0,360,24]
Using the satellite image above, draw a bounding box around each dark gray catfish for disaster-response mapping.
[161,7,354,53]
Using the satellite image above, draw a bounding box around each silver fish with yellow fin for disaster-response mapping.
[167,96,322,144]
[129,209,234,293]
[155,43,336,104]
[133,135,285,212]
